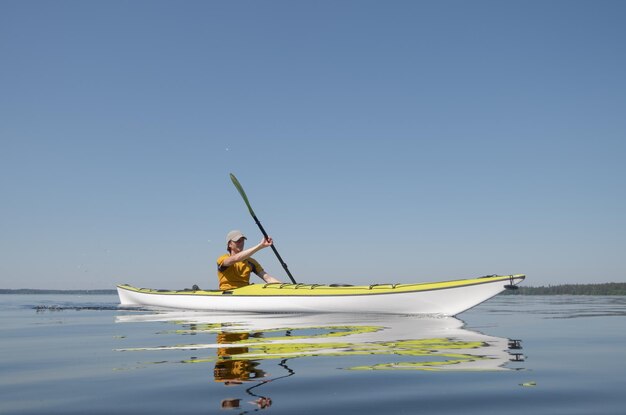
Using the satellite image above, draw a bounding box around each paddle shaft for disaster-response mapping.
[230,174,297,284]
[252,214,296,284]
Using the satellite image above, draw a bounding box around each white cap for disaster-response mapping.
[226,230,246,244]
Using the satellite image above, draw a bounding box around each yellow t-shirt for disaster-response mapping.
[217,254,265,290]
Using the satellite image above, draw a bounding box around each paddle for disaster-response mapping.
[230,173,297,284]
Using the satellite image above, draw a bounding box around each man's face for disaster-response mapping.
[230,237,246,252]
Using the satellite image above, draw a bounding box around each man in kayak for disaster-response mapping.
[217,230,281,290]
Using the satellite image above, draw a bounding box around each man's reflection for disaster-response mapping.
[214,331,271,410]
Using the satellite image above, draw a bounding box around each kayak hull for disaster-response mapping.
[117,274,524,316]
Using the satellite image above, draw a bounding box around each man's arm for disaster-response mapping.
[221,237,273,267]
[259,273,281,284]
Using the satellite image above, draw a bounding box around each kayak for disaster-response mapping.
[117,274,525,316]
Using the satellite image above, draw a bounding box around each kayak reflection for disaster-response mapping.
[116,311,524,372]
[116,312,524,411]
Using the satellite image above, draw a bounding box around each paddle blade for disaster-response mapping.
[230,173,255,216]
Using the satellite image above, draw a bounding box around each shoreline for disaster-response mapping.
[3,282,626,296]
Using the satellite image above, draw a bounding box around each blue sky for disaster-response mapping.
[1,0,625,289]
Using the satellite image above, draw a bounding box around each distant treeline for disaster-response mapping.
[2,284,626,295]
[504,282,626,296]
[0,289,117,295]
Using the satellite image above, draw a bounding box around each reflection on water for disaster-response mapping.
[116,312,524,411]
[476,295,626,319]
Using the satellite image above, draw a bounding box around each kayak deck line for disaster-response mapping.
[117,274,525,297]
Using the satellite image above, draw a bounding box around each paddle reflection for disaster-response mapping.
[116,312,524,410]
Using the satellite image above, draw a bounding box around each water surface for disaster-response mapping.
[1,295,625,414]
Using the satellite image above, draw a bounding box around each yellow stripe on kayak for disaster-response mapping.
[118,274,525,297]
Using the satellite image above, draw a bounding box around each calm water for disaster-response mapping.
[1,294,626,414]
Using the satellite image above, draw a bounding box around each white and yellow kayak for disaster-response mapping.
[117,274,524,316]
